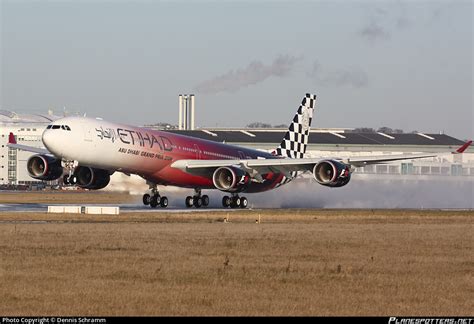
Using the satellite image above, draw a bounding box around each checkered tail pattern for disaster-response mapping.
[275,93,316,159]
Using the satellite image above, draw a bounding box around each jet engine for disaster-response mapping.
[313,160,351,188]
[74,166,111,190]
[212,166,250,193]
[27,154,63,181]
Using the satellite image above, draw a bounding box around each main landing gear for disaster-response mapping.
[185,189,209,208]
[142,184,168,208]
[141,185,249,209]
[222,194,248,209]
[185,190,248,209]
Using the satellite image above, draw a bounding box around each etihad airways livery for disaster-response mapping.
[7,94,472,208]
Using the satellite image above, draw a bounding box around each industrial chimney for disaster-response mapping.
[178,94,195,130]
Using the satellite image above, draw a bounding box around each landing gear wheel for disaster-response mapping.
[187,189,209,208]
[222,196,231,208]
[63,174,77,186]
[160,196,168,208]
[194,197,203,208]
[202,195,210,207]
[150,195,160,208]
[185,196,194,208]
[240,197,248,209]
[231,197,241,209]
[143,193,151,206]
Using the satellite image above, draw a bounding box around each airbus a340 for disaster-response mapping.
[8,94,471,208]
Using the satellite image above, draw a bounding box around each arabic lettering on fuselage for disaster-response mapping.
[95,126,173,151]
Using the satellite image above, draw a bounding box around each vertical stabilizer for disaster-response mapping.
[275,93,316,158]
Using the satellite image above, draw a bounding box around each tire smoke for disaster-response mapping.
[105,173,473,209]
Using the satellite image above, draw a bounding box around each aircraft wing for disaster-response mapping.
[341,153,438,168]
[172,153,435,174]
[6,132,50,155]
[171,141,472,177]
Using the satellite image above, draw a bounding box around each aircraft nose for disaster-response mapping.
[42,130,57,154]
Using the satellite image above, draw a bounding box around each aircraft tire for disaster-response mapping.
[202,195,210,207]
[160,196,168,208]
[231,197,241,209]
[222,196,231,208]
[150,195,160,208]
[194,197,203,208]
[240,197,248,209]
[185,196,194,208]
[143,193,151,205]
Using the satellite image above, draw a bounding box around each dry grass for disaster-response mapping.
[0,207,472,316]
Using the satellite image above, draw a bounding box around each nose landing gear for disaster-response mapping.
[63,174,77,186]
[62,160,79,186]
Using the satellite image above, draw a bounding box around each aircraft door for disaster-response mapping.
[194,144,201,159]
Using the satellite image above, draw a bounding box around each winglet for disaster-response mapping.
[454,140,472,154]
[8,132,17,145]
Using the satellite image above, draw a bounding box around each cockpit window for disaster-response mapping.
[48,124,71,131]
[46,125,71,131]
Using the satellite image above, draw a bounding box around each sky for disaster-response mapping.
[1,0,472,140]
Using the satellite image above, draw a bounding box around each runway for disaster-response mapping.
[0,202,472,214]
[0,202,246,213]
[0,200,277,214]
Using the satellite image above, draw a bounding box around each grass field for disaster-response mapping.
[0,192,472,316]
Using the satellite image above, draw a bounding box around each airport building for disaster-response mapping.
[0,107,473,188]
[162,128,474,177]
[0,110,59,187]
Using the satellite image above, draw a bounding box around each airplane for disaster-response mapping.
[7,93,472,209]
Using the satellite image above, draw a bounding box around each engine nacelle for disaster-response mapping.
[27,154,63,181]
[74,166,111,190]
[313,160,352,188]
[212,166,250,193]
